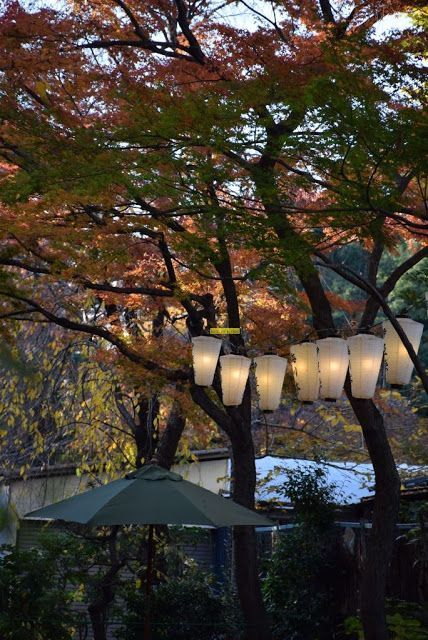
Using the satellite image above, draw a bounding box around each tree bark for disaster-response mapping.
[218,379,271,640]
[87,606,108,640]
[190,380,271,639]
[187,232,272,639]
[346,383,401,640]
[156,400,186,469]
[230,419,271,640]
[134,395,160,467]
[299,267,401,640]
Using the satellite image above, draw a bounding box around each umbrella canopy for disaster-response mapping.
[25,464,272,528]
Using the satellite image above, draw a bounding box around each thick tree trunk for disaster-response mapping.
[87,607,107,640]
[296,266,401,640]
[156,400,186,469]
[346,383,401,640]
[187,246,272,639]
[191,382,271,640]
[228,395,271,640]
[135,395,160,467]
[233,525,269,640]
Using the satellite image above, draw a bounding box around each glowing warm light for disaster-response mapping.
[316,337,349,401]
[191,336,222,386]
[383,318,424,386]
[290,342,319,403]
[253,355,288,411]
[347,334,384,399]
[220,355,251,406]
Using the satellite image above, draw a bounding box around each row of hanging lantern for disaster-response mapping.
[192,317,424,410]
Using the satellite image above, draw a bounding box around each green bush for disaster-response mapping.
[0,544,79,640]
[262,465,342,640]
[116,566,242,640]
[344,603,428,640]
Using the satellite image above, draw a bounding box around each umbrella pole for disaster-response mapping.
[143,524,155,640]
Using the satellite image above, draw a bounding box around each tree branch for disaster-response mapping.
[189,383,233,436]
[318,0,336,23]
[0,290,189,382]
[380,246,428,298]
[174,0,205,64]
[359,246,428,328]
[79,39,197,63]
[111,0,148,40]
[82,280,175,297]
[316,259,428,392]
[0,258,50,274]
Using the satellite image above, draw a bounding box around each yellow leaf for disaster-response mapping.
[344,424,361,433]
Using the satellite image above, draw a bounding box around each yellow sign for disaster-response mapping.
[210,328,241,335]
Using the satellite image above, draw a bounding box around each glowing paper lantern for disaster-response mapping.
[383,318,424,386]
[347,334,384,399]
[290,342,319,403]
[191,336,222,386]
[220,355,251,406]
[316,337,349,401]
[254,355,288,411]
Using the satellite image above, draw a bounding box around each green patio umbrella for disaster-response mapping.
[25,464,272,639]
[25,464,271,526]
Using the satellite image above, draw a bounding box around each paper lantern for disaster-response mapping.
[383,318,424,386]
[220,355,251,406]
[191,336,222,386]
[347,334,384,399]
[290,342,319,403]
[254,355,288,411]
[316,337,349,401]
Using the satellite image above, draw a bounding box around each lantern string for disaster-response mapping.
[197,320,386,355]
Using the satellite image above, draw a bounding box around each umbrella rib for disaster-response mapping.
[169,481,218,526]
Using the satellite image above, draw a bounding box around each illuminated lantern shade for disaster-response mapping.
[220,355,251,406]
[290,342,319,403]
[254,355,288,411]
[383,318,424,386]
[347,334,384,399]
[316,337,349,401]
[191,336,222,386]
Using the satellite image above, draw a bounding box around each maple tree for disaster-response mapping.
[0,1,427,639]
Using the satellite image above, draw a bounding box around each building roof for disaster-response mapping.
[252,455,426,505]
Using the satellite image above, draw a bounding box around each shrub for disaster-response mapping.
[344,602,428,640]
[116,566,242,640]
[0,544,79,640]
[262,465,342,640]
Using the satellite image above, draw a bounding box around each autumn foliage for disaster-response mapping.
[0,3,427,637]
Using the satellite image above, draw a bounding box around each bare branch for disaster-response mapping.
[380,246,428,298]
[318,0,336,23]
[174,0,205,63]
[189,383,233,435]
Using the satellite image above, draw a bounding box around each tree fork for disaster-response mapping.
[190,383,271,639]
